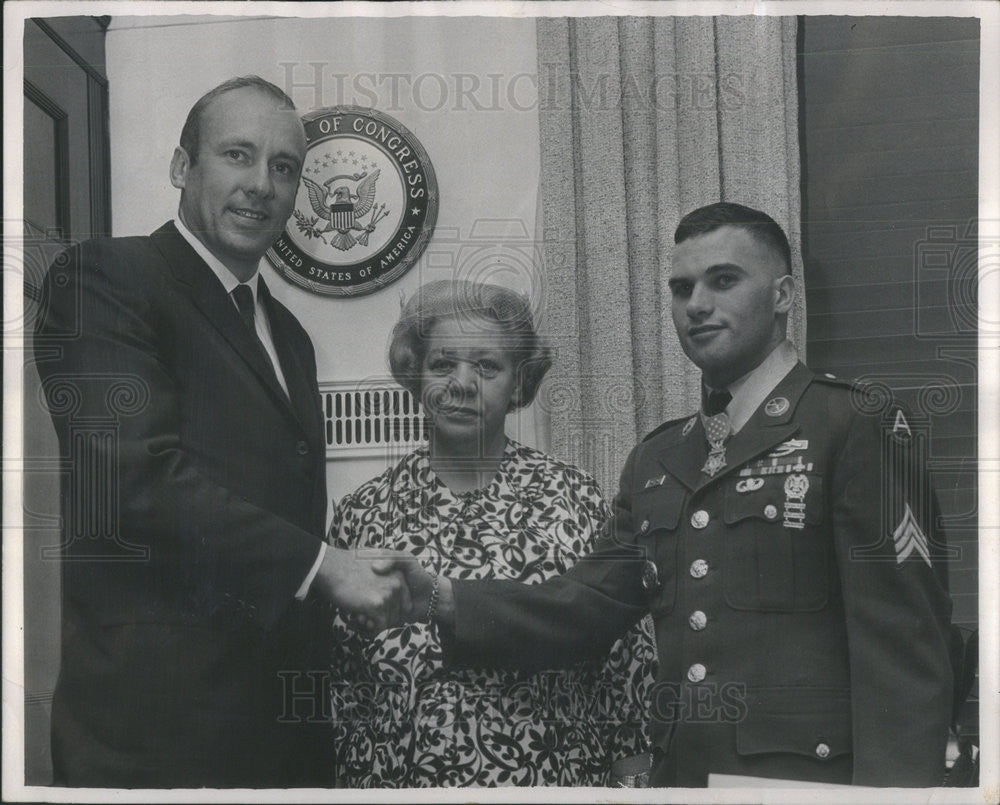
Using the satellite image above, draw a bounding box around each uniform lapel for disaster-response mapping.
[691,362,814,493]
[657,416,710,491]
[655,363,815,493]
[150,222,308,430]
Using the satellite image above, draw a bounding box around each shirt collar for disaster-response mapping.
[705,340,798,433]
[174,216,259,302]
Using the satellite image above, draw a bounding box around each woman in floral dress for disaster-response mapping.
[329,280,654,787]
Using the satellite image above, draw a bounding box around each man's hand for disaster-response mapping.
[342,555,455,636]
[312,547,413,632]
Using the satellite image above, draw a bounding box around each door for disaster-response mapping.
[21,14,110,785]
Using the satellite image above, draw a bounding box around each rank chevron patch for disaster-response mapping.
[892,502,932,568]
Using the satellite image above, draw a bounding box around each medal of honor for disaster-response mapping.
[702,447,727,477]
[701,411,731,477]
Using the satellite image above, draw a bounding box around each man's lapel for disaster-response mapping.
[150,222,308,430]
[258,278,323,439]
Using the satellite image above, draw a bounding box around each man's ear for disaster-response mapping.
[169,147,191,190]
[774,273,796,315]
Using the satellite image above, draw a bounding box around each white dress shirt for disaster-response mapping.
[705,340,799,434]
[174,217,290,397]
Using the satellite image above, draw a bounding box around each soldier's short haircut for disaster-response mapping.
[674,202,792,275]
[179,76,296,165]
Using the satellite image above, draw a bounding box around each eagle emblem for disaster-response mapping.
[298,169,387,251]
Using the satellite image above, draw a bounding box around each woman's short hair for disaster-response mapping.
[388,280,552,410]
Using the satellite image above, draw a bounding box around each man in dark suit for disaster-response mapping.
[35,76,410,787]
[389,202,954,787]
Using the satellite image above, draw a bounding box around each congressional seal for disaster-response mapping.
[266,105,438,296]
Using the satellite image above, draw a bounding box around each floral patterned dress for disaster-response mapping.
[328,439,655,788]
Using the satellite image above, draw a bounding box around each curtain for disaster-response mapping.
[536,15,804,493]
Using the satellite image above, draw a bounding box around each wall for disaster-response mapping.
[106,14,542,506]
[800,16,980,627]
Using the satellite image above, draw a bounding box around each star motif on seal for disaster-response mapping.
[272,106,438,297]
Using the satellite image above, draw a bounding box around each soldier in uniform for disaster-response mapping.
[383,201,954,787]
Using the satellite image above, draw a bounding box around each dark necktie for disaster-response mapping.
[701,388,732,476]
[231,283,257,332]
[231,283,278,379]
[704,387,732,416]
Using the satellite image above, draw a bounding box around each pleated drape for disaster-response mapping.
[536,15,804,493]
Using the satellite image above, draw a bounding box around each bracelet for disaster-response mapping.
[616,771,650,788]
[425,573,440,623]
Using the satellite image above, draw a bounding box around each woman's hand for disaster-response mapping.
[611,753,652,787]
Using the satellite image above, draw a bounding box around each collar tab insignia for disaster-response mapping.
[644,474,667,490]
[764,396,790,417]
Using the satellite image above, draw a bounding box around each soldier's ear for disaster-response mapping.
[774,273,795,315]
[170,147,191,190]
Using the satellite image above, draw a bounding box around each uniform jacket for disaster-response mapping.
[34,222,331,786]
[445,363,953,787]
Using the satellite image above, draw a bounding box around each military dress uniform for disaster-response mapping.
[443,361,953,787]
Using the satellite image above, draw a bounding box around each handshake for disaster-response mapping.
[313,546,453,634]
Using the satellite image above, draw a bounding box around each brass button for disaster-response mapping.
[641,560,660,591]
[691,510,710,529]
[763,504,778,520]
[688,610,707,631]
[690,559,709,579]
[640,519,651,535]
[815,742,831,759]
[296,440,309,456]
[687,663,706,683]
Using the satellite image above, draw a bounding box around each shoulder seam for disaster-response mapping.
[642,413,695,443]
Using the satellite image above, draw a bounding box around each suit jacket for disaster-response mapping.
[35,222,332,787]
[444,363,953,787]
